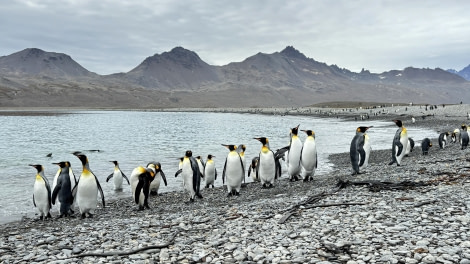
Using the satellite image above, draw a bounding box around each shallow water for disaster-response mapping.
[0,110,436,223]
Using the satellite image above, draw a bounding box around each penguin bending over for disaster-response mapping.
[350,126,372,175]
[421,138,432,155]
[51,161,75,218]
[460,124,469,150]
[222,145,245,196]
[72,152,105,219]
[300,130,318,181]
[30,164,52,220]
[130,162,157,210]
[438,132,450,149]
[175,150,203,202]
[248,157,260,182]
[106,160,130,191]
[204,154,217,188]
[405,138,415,157]
[286,125,303,181]
[149,162,167,195]
[388,120,408,166]
[254,137,280,188]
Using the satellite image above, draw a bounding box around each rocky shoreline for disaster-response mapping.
[1,106,470,263]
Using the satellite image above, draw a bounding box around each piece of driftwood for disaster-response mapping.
[303,202,367,209]
[69,231,179,258]
[414,200,438,207]
[337,179,429,192]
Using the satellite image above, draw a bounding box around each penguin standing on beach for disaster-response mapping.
[300,129,317,181]
[247,157,260,182]
[286,125,303,181]
[388,120,408,166]
[350,126,372,175]
[195,156,205,179]
[438,132,450,149]
[130,162,157,210]
[175,150,203,202]
[222,145,245,196]
[51,161,75,217]
[254,137,279,188]
[72,152,105,219]
[52,161,77,211]
[106,160,130,191]
[421,138,432,155]
[460,124,469,150]
[204,154,217,188]
[404,138,415,156]
[30,164,52,220]
[149,162,167,195]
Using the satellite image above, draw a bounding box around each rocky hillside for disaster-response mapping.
[1,46,469,108]
[448,65,470,81]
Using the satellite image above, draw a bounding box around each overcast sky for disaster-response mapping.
[1,0,469,75]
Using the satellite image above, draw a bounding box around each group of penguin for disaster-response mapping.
[31,120,469,220]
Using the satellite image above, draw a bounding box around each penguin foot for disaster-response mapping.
[235,191,240,196]
[388,161,395,165]
[196,193,203,199]
[150,190,158,196]
[80,213,86,219]
[39,216,44,221]
[46,213,52,219]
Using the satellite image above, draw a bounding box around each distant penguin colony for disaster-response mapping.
[29,117,469,220]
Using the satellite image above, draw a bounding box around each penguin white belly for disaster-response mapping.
[182,162,195,199]
[225,155,243,192]
[204,162,216,186]
[76,175,98,214]
[301,139,317,176]
[34,180,50,217]
[130,168,145,206]
[259,152,275,184]
[395,132,408,165]
[359,136,371,171]
[150,173,161,193]
[113,170,124,190]
[287,139,302,178]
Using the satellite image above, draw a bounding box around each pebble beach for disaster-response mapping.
[1,104,470,264]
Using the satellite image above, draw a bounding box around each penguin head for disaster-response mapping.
[290,124,300,136]
[254,137,269,146]
[356,126,372,133]
[462,124,467,130]
[301,130,315,137]
[52,161,68,168]
[237,144,246,153]
[185,150,193,158]
[207,154,215,160]
[73,152,88,166]
[29,164,44,173]
[109,160,118,166]
[393,120,403,127]
[222,144,237,151]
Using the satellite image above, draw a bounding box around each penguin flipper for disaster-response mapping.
[358,147,366,167]
[238,155,245,178]
[396,141,404,157]
[122,172,130,185]
[106,173,113,182]
[222,158,227,184]
[33,194,37,207]
[215,168,218,180]
[175,169,182,177]
[255,154,261,180]
[135,179,144,204]
[161,170,168,186]
[51,183,61,205]
[94,175,106,207]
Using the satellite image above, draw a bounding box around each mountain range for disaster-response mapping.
[1,46,469,108]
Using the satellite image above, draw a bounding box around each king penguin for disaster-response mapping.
[130,162,157,210]
[176,150,203,202]
[222,145,245,196]
[286,125,303,181]
[254,137,279,188]
[51,161,74,218]
[421,138,432,155]
[72,152,105,219]
[204,154,217,188]
[460,124,469,150]
[248,157,260,182]
[438,132,450,149]
[30,164,52,220]
[300,130,318,181]
[52,160,77,212]
[195,156,205,179]
[388,120,408,166]
[106,160,130,191]
[350,126,372,175]
[149,162,167,195]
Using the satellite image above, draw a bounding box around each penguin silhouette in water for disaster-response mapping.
[388,120,408,166]
[175,150,203,202]
[421,138,432,155]
[350,126,372,175]
[106,161,130,191]
[30,164,52,220]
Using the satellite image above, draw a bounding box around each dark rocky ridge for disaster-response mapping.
[1,46,470,108]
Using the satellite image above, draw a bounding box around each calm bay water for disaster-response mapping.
[0,110,436,223]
